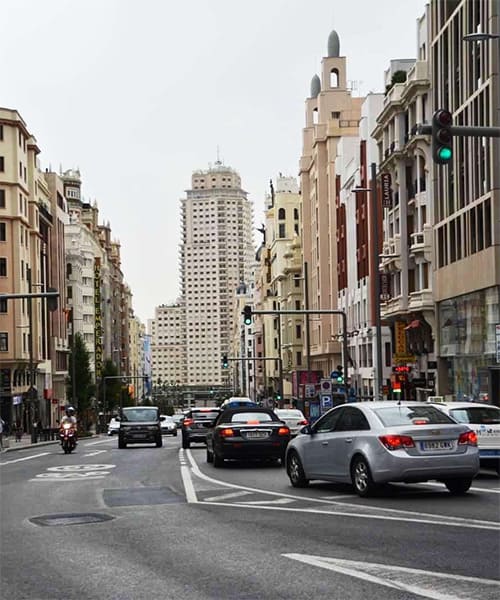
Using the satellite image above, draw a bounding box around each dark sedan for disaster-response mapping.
[206,407,291,467]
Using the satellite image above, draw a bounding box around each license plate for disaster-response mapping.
[245,431,269,439]
[420,440,454,451]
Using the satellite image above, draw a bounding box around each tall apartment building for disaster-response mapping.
[430,0,500,402]
[150,302,187,388]
[180,162,254,387]
[299,30,364,379]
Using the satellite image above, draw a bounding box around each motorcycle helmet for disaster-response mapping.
[66,406,75,416]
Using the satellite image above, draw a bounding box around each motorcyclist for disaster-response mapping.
[60,406,78,444]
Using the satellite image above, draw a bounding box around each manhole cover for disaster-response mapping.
[30,513,114,527]
[103,486,183,507]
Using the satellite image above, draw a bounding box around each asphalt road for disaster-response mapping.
[1,435,499,600]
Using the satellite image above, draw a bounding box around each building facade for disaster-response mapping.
[179,162,254,387]
[430,0,500,403]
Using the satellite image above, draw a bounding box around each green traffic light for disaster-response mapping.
[438,147,452,161]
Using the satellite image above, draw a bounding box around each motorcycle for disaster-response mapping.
[59,423,77,454]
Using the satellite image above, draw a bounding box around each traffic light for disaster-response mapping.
[47,287,59,312]
[335,365,344,384]
[432,109,453,164]
[275,391,282,402]
[243,305,252,325]
[222,355,228,369]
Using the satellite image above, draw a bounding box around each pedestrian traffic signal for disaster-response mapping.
[432,109,453,164]
[222,355,228,368]
[243,305,252,325]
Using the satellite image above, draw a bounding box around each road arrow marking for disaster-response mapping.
[283,554,500,600]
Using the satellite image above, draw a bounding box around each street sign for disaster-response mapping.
[320,379,332,393]
[321,395,332,410]
[305,384,316,398]
[381,173,393,208]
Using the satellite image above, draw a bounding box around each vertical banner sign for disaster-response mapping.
[496,324,500,363]
[94,259,103,379]
[381,173,392,209]
[380,272,391,301]
[394,321,407,355]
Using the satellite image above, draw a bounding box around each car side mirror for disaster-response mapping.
[160,416,166,421]
[114,417,121,422]
[300,424,313,435]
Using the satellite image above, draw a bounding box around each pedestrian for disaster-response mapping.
[15,420,22,442]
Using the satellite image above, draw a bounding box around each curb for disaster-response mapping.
[2,434,98,453]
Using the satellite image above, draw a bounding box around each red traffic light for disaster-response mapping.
[434,109,452,127]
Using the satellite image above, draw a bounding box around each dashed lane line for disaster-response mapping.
[0,453,50,465]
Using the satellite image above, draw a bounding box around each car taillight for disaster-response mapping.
[247,420,260,425]
[278,427,290,436]
[220,428,235,437]
[183,418,194,427]
[379,435,415,450]
[458,430,478,446]
[298,419,308,426]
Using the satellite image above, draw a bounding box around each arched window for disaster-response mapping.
[313,107,319,124]
[330,68,339,88]
[278,208,286,220]
[294,208,299,220]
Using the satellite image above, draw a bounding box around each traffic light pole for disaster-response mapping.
[418,124,500,137]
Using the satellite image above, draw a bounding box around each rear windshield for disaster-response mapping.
[191,411,219,420]
[230,412,274,423]
[374,406,455,427]
[449,407,500,425]
[276,410,303,419]
[121,408,158,422]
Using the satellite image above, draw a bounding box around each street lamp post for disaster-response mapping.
[353,161,383,400]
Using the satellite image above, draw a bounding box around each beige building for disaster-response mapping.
[0,108,69,429]
[150,302,187,389]
[430,0,500,402]
[299,30,363,380]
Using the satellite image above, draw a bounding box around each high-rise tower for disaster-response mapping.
[180,162,254,386]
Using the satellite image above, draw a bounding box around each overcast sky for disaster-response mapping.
[1,0,427,323]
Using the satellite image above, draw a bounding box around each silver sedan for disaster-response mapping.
[286,402,479,496]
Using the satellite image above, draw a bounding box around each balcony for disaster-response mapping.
[409,226,432,260]
[380,295,406,319]
[408,289,434,312]
[381,235,402,270]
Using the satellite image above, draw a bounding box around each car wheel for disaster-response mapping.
[287,451,309,487]
[182,436,190,449]
[351,455,377,497]
[118,438,126,449]
[213,450,224,468]
[206,447,213,463]
[443,478,472,495]
[156,437,163,448]
[173,430,178,437]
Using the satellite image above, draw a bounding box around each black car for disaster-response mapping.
[206,407,291,467]
[118,406,162,449]
[181,408,221,449]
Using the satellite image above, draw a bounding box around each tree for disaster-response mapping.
[100,359,121,415]
[67,333,93,423]
[385,70,407,93]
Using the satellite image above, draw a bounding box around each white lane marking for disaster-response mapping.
[240,498,295,505]
[84,439,115,446]
[283,554,500,600]
[204,490,252,502]
[0,452,50,465]
[320,494,356,500]
[417,481,500,495]
[184,450,499,530]
[31,472,109,481]
[179,449,197,503]
[199,500,500,531]
[84,450,107,457]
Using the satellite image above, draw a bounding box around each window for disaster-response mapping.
[0,258,6,276]
[295,324,301,338]
[314,407,344,433]
[278,223,286,238]
[0,223,5,241]
[0,332,8,351]
[0,298,7,313]
[0,157,4,172]
[278,208,286,220]
[336,407,370,431]
[0,189,5,208]
[0,125,3,140]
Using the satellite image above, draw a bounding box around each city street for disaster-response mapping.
[1,435,499,600]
